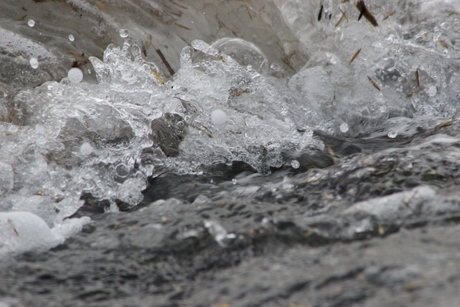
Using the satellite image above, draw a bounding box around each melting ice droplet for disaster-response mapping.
[119,29,129,38]
[29,57,39,69]
[211,109,227,126]
[67,68,83,84]
[27,19,35,27]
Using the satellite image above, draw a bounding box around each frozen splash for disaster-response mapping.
[0,37,321,231]
[1,0,460,255]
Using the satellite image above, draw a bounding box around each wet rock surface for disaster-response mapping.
[2,127,460,306]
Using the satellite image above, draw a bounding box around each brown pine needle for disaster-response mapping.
[367,76,381,91]
[349,48,362,64]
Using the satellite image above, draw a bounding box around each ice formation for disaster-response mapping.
[0,211,90,257]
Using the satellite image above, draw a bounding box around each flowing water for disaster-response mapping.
[1,0,460,256]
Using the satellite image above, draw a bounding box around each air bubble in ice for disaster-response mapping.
[79,142,93,156]
[387,130,398,138]
[119,29,129,38]
[29,57,39,69]
[291,160,300,169]
[67,68,83,84]
[340,123,349,133]
[211,109,227,127]
[211,38,268,73]
[27,19,35,27]
[68,34,75,42]
[115,163,129,178]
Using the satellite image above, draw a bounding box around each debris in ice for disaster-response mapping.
[119,29,129,38]
[356,0,378,27]
[387,130,398,138]
[291,160,300,169]
[340,123,349,133]
[67,67,83,84]
[349,48,362,65]
[0,211,90,257]
[203,220,236,247]
[29,57,39,69]
[211,109,227,127]
[68,34,75,42]
[27,19,35,27]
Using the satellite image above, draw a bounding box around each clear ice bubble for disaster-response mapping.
[291,160,300,169]
[67,68,83,84]
[211,109,227,126]
[210,37,268,73]
[115,163,130,179]
[68,34,75,42]
[387,130,398,138]
[27,19,35,27]
[119,29,129,38]
[29,57,39,69]
[340,123,349,133]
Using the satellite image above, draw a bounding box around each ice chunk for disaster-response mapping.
[67,68,83,84]
[0,211,90,257]
[203,220,236,247]
[0,211,62,257]
[51,216,91,239]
